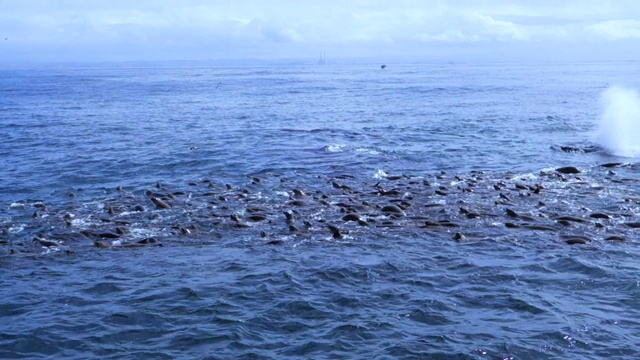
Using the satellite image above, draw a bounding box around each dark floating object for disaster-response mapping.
[151,197,172,209]
[94,240,109,248]
[559,146,581,153]
[381,205,405,217]
[589,212,610,219]
[380,64,387,69]
[565,238,589,245]
[505,208,519,218]
[558,145,598,153]
[342,213,361,222]
[605,235,626,242]
[554,215,588,224]
[327,225,343,239]
[600,162,623,168]
[556,166,580,174]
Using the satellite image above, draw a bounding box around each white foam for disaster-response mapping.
[129,227,161,239]
[8,224,25,233]
[354,147,380,155]
[373,169,388,179]
[70,218,93,227]
[324,144,347,153]
[42,246,61,255]
[9,202,26,210]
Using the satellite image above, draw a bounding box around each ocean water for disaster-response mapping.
[1,62,640,359]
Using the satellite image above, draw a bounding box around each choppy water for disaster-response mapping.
[1,62,640,359]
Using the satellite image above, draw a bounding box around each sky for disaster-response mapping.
[1,0,640,64]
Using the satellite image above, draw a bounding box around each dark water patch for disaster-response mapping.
[103,311,169,328]
[82,282,126,295]
[2,333,79,358]
[0,302,36,318]
[407,308,454,325]
[547,256,610,278]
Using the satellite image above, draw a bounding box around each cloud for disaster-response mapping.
[1,0,640,62]
[471,13,529,41]
[587,19,640,40]
[414,30,480,43]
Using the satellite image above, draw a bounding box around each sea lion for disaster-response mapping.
[556,166,580,174]
[565,238,589,245]
[554,216,588,224]
[94,240,110,248]
[342,213,361,222]
[327,225,343,239]
[151,197,171,209]
[381,205,405,217]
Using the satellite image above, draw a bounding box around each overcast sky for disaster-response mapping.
[1,0,639,64]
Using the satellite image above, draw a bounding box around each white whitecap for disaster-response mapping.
[355,147,381,155]
[8,224,25,233]
[70,218,93,227]
[373,169,388,179]
[324,144,347,153]
[129,227,161,239]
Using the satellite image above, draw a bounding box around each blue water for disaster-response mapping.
[1,62,640,359]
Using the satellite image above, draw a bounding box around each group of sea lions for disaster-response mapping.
[1,162,638,255]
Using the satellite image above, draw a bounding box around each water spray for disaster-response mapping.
[595,85,640,157]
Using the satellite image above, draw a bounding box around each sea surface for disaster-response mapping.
[1,61,639,359]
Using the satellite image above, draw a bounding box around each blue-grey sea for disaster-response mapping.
[1,61,640,359]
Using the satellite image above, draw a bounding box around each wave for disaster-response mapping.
[321,143,383,156]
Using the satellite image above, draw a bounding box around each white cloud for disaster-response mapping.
[587,19,640,40]
[1,0,640,62]
[471,13,530,41]
[414,30,481,43]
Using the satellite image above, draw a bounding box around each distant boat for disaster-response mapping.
[318,52,326,65]
[381,64,387,69]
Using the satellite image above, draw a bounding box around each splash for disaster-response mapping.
[595,85,640,157]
